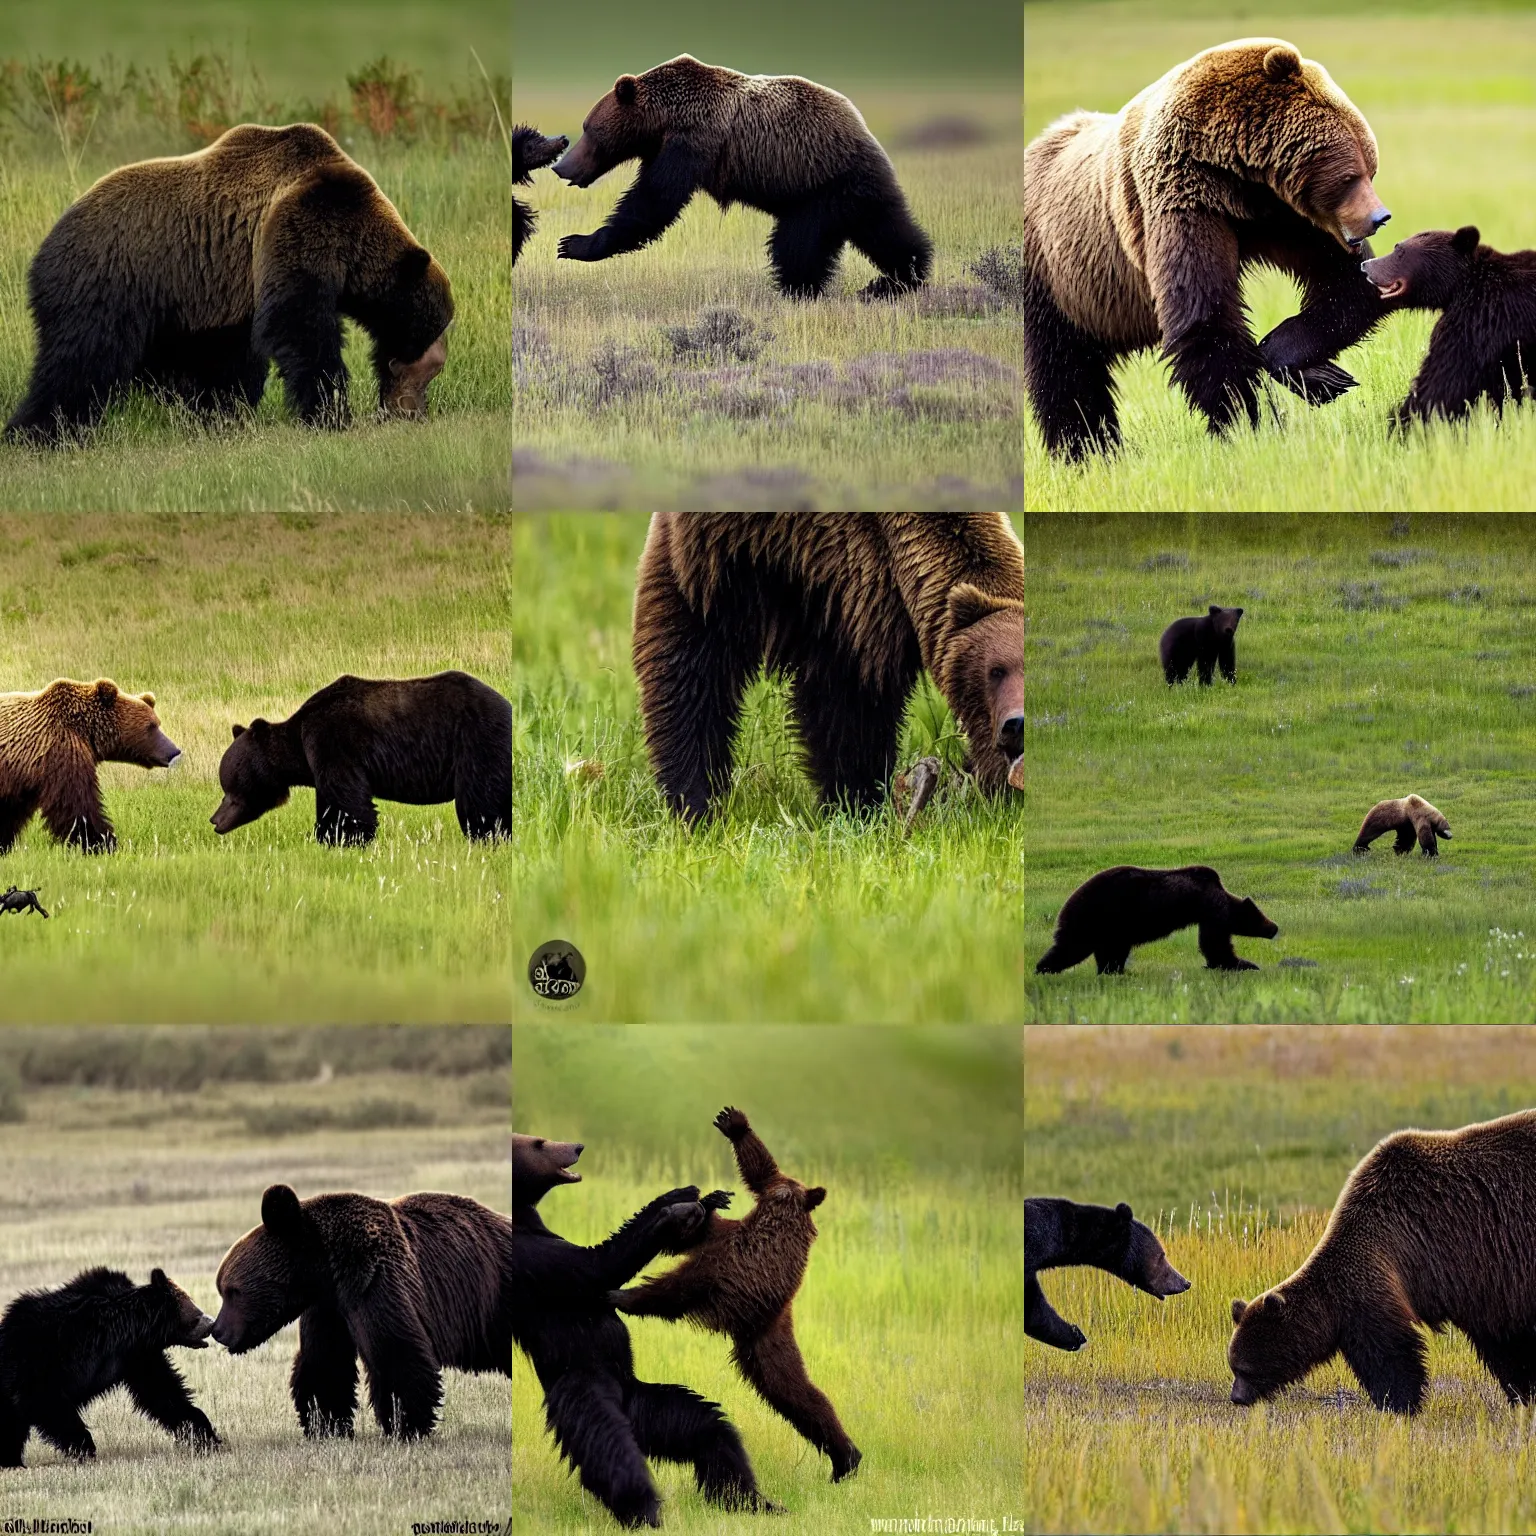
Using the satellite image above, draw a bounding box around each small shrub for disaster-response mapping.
[662,307,772,364]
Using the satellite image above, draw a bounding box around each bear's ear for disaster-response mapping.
[261,1183,305,1239]
[398,246,431,285]
[948,582,1010,633]
[1115,1201,1133,1220]
[150,1267,168,1287]
[1231,1298,1248,1324]
[615,74,639,106]
[1453,225,1480,256]
[231,724,246,740]
[1262,45,1302,82]
[804,1186,826,1211]
[139,692,155,707]
[94,679,119,703]
[1208,605,1222,616]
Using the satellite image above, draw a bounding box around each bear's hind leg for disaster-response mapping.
[768,205,847,298]
[31,1398,95,1459]
[0,1399,29,1467]
[0,792,40,856]
[546,1370,662,1528]
[4,308,145,443]
[628,1378,767,1509]
[1024,262,1121,459]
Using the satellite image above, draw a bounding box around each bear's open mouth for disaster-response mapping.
[1370,277,1407,300]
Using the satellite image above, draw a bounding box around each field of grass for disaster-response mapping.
[1025,513,1536,1023]
[510,512,1024,1023]
[1024,1,1536,511]
[1026,1024,1536,1535]
[513,1023,1022,1532]
[0,4,509,511]
[0,512,511,1022]
[0,1027,510,1536]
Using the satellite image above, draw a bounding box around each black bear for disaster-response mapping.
[1353,794,1451,856]
[5,123,453,442]
[0,1267,219,1466]
[552,55,932,299]
[514,125,569,266]
[633,513,1024,822]
[1230,1109,1536,1413]
[1362,226,1536,425]
[210,671,510,845]
[211,1184,510,1439]
[1026,1198,1191,1350]
[0,679,182,855]
[1159,606,1243,685]
[611,1107,861,1483]
[513,1132,771,1528]
[1035,865,1279,974]
[0,886,48,917]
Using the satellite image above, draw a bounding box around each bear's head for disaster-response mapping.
[1167,40,1391,251]
[150,1268,216,1350]
[1229,1288,1331,1404]
[1362,226,1480,310]
[1207,605,1243,639]
[47,679,181,770]
[513,1133,584,1209]
[365,245,454,419]
[552,55,712,187]
[1230,895,1280,941]
[211,720,290,835]
[940,585,1024,794]
[1405,794,1451,839]
[1121,1206,1193,1299]
[211,1184,325,1354]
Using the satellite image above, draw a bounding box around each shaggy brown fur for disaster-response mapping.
[1230,1110,1536,1414]
[632,513,1024,822]
[212,1184,510,1440]
[1353,794,1451,856]
[1025,39,1396,458]
[0,679,181,855]
[513,125,568,267]
[5,123,453,441]
[551,54,931,298]
[613,1107,861,1482]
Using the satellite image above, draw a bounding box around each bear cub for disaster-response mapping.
[1026,1198,1190,1350]
[1160,606,1244,685]
[0,1267,218,1466]
[1354,794,1451,856]
[513,125,569,266]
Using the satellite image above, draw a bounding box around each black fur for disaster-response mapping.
[0,1268,218,1466]
[1026,1198,1191,1350]
[1159,606,1244,685]
[0,886,48,918]
[513,125,569,267]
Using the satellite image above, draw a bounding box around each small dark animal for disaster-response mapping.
[514,125,569,267]
[0,1267,218,1466]
[1160,606,1243,685]
[1362,226,1536,426]
[611,1106,861,1483]
[1035,864,1279,974]
[1353,794,1451,856]
[0,886,48,917]
[1026,1198,1190,1350]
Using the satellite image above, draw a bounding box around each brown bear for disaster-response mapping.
[611,1107,862,1483]
[1160,606,1244,685]
[5,123,454,442]
[211,1183,510,1439]
[1035,865,1279,974]
[513,125,568,267]
[1362,227,1536,426]
[632,513,1024,822]
[551,54,932,298]
[1353,794,1451,856]
[0,679,181,855]
[1229,1109,1536,1414]
[1025,39,1396,458]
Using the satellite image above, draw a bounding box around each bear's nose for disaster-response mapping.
[997,713,1023,759]
[1370,208,1391,232]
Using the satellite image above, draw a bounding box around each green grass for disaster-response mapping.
[514,1023,1022,1532]
[0,512,511,1023]
[1026,1024,1536,1535]
[510,512,1024,1024]
[512,86,1022,511]
[1025,513,1536,1023]
[0,1040,509,1536]
[1024,2,1536,511]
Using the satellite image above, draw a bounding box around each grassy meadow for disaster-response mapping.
[1024,1,1536,511]
[0,512,511,1022]
[1026,1024,1536,1535]
[0,1025,510,1536]
[1025,513,1536,1023]
[513,1023,1022,1532]
[0,2,509,511]
[510,512,1024,1024]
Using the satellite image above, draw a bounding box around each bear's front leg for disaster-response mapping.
[253,269,350,429]
[291,1304,359,1437]
[1026,1273,1087,1350]
[313,771,378,846]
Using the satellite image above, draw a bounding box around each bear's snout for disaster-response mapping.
[183,1312,215,1348]
[551,139,602,188]
[997,712,1023,761]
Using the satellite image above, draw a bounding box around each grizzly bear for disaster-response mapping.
[1229,1109,1536,1413]
[551,54,932,299]
[0,1267,218,1466]
[4,123,453,442]
[1026,1198,1191,1351]
[514,125,569,267]
[1361,227,1536,425]
[1160,606,1244,685]
[211,1184,510,1439]
[0,679,181,855]
[611,1106,862,1483]
[1035,865,1279,974]
[1353,794,1451,856]
[632,513,1023,822]
[1025,39,1396,458]
[513,1132,770,1527]
[210,671,510,845]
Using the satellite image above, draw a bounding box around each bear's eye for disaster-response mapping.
[989,665,1007,683]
